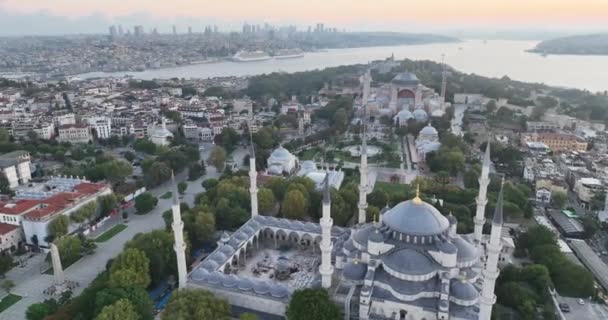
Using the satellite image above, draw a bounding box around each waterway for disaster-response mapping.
[77,40,608,92]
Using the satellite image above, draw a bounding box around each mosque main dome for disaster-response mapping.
[382,195,450,237]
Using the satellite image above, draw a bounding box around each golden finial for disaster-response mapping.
[461,271,467,283]
[413,184,422,204]
[354,257,359,265]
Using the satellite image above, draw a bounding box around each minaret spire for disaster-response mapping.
[171,171,188,289]
[479,177,504,320]
[474,140,491,246]
[249,127,258,217]
[440,54,447,103]
[358,105,369,224]
[319,175,334,288]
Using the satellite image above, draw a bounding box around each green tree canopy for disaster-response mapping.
[108,248,151,289]
[258,188,277,214]
[95,299,139,320]
[162,289,230,320]
[552,191,567,209]
[98,193,118,217]
[134,193,158,214]
[125,230,177,287]
[208,146,227,171]
[94,287,153,320]
[286,288,341,320]
[48,215,70,238]
[281,190,309,220]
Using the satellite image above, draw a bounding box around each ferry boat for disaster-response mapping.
[273,48,305,59]
[232,51,272,62]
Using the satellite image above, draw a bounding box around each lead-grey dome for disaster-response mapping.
[413,109,428,122]
[454,237,478,263]
[343,261,368,281]
[382,199,450,236]
[450,280,479,301]
[383,248,436,276]
[269,147,293,160]
[419,125,438,136]
[392,72,420,86]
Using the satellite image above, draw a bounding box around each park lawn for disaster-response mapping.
[0,294,22,313]
[160,192,172,199]
[95,224,128,243]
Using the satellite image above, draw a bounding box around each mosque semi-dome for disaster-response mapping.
[419,124,438,136]
[382,195,450,237]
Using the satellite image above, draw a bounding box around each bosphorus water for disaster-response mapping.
[78,40,608,92]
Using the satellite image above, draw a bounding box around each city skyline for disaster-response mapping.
[0,0,607,36]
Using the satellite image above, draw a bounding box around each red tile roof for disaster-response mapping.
[0,223,18,235]
[0,182,109,221]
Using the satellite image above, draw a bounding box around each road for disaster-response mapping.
[0,162,221,320]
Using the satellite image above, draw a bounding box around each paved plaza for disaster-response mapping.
[0,165,220,320]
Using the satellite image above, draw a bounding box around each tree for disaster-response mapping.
[98,193,118,217]
[333,108,348,133]
[200,159,207,175]
[185,209,216,248]
[26,300,59,320]
[0,255,13,277]
[178,182,188,195]
[286,288,341,320]
[0,172,12,195]
[95,299,139,320]
[188,163,203,181]
[94,286,153,320]
[581,216,599,239]
[240,313,258,320]
[108,248,151,289]
[552,191,567,208]
[208,146,227,171]
[71,201,98,223]
[0,128,9,143]
[281,190,308,220]
[54,235,83,267]
[133,139,157,155]
[124,151,136,162]
[145,162,172,187]
[162,289,230,320]
[99,160,133,185]
[48,215,70,238]
[258,188,277,214]
[134,193,158,215]
[126,230,178,287]
[2,279,15,293]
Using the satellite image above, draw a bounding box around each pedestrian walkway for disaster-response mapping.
[0,168,219,320]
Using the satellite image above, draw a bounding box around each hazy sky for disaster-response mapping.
[0,0,607,35]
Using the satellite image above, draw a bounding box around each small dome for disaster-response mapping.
[343,261,368,281]
[413,109,428,122]
[382,199,450,236]
[201,260,219,271]
[269,147,293,160]
[419,125,438,136]
[222,275,239,288]
[253,281,271,294]
[450,280,479,301]
[383,249,436,276]
[448,214,458,225]
[353,225,375,247]
[210,252,227,264]
[392,72,420,85]
[437,241,457,254]
[369,228,384,243]
[207,272,224,284]
[191,268,209,281]
[454,237,478,263]
[219,245,235,256]
[237,278,254,291]
[270,285,289,298]
[300,160,317,171]
[396,109,414,120]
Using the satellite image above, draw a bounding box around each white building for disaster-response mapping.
[267,146,298,176]
[574,177,603,206]
[85,116,112,140]
[57,124,92,144]
[535,187,552,204]
[34,122,55,140]
[415,124,441,162]
[0,151,32,189]
[297,161,344,190]
[53,113,76,127]
[149,118,173,146]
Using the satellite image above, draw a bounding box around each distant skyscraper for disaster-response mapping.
[188,26,192,34]
[118,25,124,36]
[134,25,144,37]
[152,28,158,36]
[109,25,117,38]
[172,25,177,35]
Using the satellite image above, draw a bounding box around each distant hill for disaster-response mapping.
[531,34,608,55]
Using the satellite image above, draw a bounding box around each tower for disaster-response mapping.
[479,178,504,320]
[249,129,258,217]
[474,141,491,246]
[171,172,188,289]
[358,108,369,224]
[362,69,371,105]
[319,175,334,288]
[440,54,447,103]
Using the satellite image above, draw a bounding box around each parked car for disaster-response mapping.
[559,303,570,312]
[577,298,585,305]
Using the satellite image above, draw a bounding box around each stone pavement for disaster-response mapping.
[0,167,219,320]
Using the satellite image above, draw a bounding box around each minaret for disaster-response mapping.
[440,54,447,103]
[50,243,65,289]
[319,175,334,288]
[358,109,369,224]
[479,178,504,320]
[362,69,371,104]
[249,130,258,217]
[171,172,188,289]
[474,141,491,246]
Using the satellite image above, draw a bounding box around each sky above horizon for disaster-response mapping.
[0,0,607,35]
